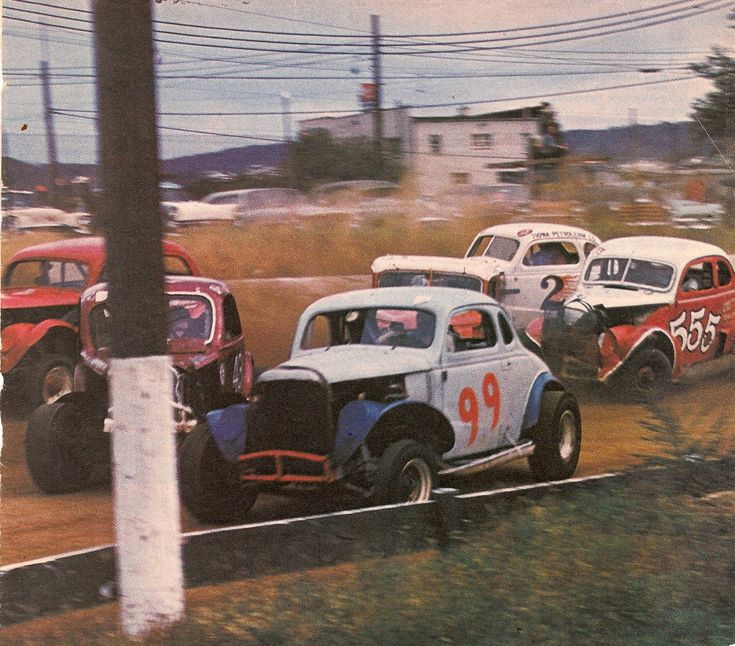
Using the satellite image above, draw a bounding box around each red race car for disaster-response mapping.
[526,236,735,398]
[1,237,198,408]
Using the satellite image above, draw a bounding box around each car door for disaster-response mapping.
[671,256,733,368]
[502,239,583,330]
[440,306,512,459]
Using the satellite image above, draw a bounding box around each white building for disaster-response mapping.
[297,103,565,196]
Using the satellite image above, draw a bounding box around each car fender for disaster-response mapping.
[206,402,248,463]
[524,317,543,347]
[522,371,564,430]
[1,319,78,373]
[333,398,454,466]
[601,326,677,380]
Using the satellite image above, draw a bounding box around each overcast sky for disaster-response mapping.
[2,0,733,164]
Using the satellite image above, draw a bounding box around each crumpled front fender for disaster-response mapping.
[206,402,248,463]
[332,399,414,466]
[1,319,77,373]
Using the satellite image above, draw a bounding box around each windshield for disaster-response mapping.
[466,235,519,261]
[377,271,482,292]
[88,294,214,349]
[5,259,89,290]
[584,257,675,290]
[301,307,436,350]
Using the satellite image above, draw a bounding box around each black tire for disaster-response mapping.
[33,353,75,407]
[179,423,258,523]
[528,391,581,481]
[25,400,94,493]
[372,439,437,505]
[609,347,672,401]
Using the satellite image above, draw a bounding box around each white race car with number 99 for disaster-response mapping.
[179,287,582,523]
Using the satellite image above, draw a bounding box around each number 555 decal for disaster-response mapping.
[669,308,721,354]
[458,372,500,446]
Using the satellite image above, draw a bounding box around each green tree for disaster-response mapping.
[284,130,403,190]
[690,46,735,158]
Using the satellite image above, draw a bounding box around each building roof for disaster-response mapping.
[411,103,552,123]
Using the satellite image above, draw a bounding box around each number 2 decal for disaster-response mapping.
[540,275,564,310]
[669,308,721,354]
[458,372,500,446]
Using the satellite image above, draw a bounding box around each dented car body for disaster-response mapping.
[372,223,600,330]
[525,236,735,397]
[1,237,199,407]
[24,275,254,494]
[179,287,582,523]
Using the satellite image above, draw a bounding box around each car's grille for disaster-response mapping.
[245,379,333,456]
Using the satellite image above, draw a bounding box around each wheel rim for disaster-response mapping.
[396,458,432,502]
[558,410,578,462]
[42,366,74,404]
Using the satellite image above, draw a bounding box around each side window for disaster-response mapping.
[447,309,497,352]
[497,312,515,345]
[164,255,193,275]
[523,242,580,267]
[429,134,442,155]
[301,314,332,350]
[222,294,242,339]
[681,262,714,292]
[717,261,733,287]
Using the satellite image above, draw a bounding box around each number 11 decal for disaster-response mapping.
[458,372,501,446]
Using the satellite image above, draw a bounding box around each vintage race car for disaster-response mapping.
[179,287,582,523]
[1,237,199,408]
[24,275,254,494]
[372,223,601,330]
[525,236,735,398]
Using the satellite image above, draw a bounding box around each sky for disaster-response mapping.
[2,0,734,165]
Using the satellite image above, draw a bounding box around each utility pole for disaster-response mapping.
[93,0,183,638]
[370,14,383,162]
[280,92,292,142]
[40,61,59,205]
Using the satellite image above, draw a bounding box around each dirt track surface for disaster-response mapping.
[2,275,734,565]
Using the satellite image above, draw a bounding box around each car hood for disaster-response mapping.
[569,284,672,309]
[278,345,433,383]
[1,287,81,310]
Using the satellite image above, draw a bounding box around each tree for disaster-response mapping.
[284,130,403,190]
[690,47,735,158]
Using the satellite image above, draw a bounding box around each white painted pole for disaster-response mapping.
[109,356,184,636]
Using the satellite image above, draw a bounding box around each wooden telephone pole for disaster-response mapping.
[93,0,184,637]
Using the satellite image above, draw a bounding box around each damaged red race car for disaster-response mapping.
[1,237,199,408]
[24,275,254,494]
[525,236,735,398]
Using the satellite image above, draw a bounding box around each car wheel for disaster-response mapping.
[373,439,437,505]
[25,400,94,493]
[528,391,581,481]
[611,348,672,401]
[34,354,75,407]
[179,423,258,523]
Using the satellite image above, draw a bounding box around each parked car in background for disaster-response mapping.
[525,237,735,399]
[436,184,531,216]
[179,287,581,523]
[1,237,199,408]
[162,188,251,225]
[2,189,91,233]
[373,223,601,331]
[233,188,310,225]
[24,275,254,494]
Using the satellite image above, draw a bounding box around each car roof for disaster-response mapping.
[300,286,498,320]
[81,275,230,304]
[471,222,601,244]
[372,254,506,280]
[592,236,728,270]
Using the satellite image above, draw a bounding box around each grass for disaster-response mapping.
[2,465,733,645]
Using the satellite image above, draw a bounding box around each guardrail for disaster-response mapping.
[0,472,621,626]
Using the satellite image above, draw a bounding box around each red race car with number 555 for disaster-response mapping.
[525,236,735,399]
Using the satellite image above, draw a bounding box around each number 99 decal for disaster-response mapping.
[458,372,500,446]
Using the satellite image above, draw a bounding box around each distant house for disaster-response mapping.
[298,103,566,195]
